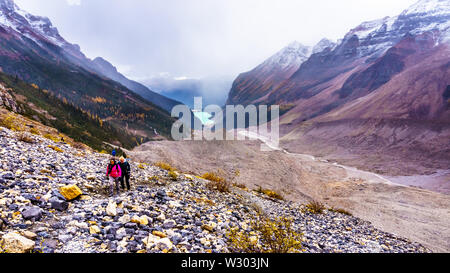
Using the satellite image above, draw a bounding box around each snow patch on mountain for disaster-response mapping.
[340,0,450,59]
[402,0,450,16]
[0,0,66,47]
[312,38,337,54]
[263,41,311,69]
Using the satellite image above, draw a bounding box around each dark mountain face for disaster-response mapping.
[89,57,182,113]
[336,45,407,100]
[0,0,176,140]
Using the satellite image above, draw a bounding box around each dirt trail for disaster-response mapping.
[237,130,450,252]
[238,129,403,185]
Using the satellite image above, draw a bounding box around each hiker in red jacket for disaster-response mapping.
[106,158,122,197]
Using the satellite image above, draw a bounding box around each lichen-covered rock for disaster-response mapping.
[138,215,149,226]
[60,185,82,201]
[131,215,148,226]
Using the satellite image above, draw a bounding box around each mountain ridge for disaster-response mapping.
[0,0,177,144]
[0,0,181,113]
[225,0,450,177]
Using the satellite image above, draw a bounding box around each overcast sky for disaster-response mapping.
[15,0,417,81]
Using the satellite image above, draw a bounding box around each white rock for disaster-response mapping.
[106,200,117,217]
[119,214,130,224]
[156,238,173,251]
[143,234,160,248]
[1,232,35,253]
[156,213,166,221]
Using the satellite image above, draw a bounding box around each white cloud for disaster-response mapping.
[115,64,133,76]
[66,0,81,6]
[14,0,419,83]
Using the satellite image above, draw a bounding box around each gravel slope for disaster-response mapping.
[0,127,431,253]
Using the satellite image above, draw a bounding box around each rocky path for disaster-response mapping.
[0,127,429,253]
[238,129,400,186]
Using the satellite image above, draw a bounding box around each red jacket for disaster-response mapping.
[107,164,122,178]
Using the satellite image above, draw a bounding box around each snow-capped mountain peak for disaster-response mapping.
[263,41,311,69]
[0,0,67,47]
[312,38,337,54]
[402,0,450,16]
[339,0,450,59]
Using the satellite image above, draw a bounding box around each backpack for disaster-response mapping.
[108,164,121,178]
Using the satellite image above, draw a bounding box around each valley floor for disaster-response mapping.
[0,127,431,253]
[133,135,450,252]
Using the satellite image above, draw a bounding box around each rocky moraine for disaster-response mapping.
[0,127,429,253]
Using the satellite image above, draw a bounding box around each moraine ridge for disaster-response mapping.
[0,127,430,253]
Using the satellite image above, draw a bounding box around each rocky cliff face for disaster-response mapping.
[0,82,18,112]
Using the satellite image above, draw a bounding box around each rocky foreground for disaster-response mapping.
[0,127,430,253]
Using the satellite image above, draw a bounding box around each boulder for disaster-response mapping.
[163,219,176,229]
[49,197,69,211]
[59,185,82,201]
[142,234,160,247]
[119,214,130,224]
[1,232,35,253]
[131,215,140,224]
[139,215,149,226]
[21,206,42,221]
[86,175,96,181]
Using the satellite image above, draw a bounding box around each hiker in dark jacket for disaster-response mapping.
[118,156,131,191]
[106,158,122,196]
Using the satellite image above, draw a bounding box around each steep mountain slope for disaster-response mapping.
[228,0,449,112]
[0,0,175,142]
[90,57,182,113]
[280,0,448,117]
[0,0,180,113]
[226,41,314,106]
[0,71,139,150]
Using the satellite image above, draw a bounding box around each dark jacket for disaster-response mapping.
[119,161,130,176]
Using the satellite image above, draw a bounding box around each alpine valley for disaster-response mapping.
[0,0,449,255]
[227,0,450,181]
